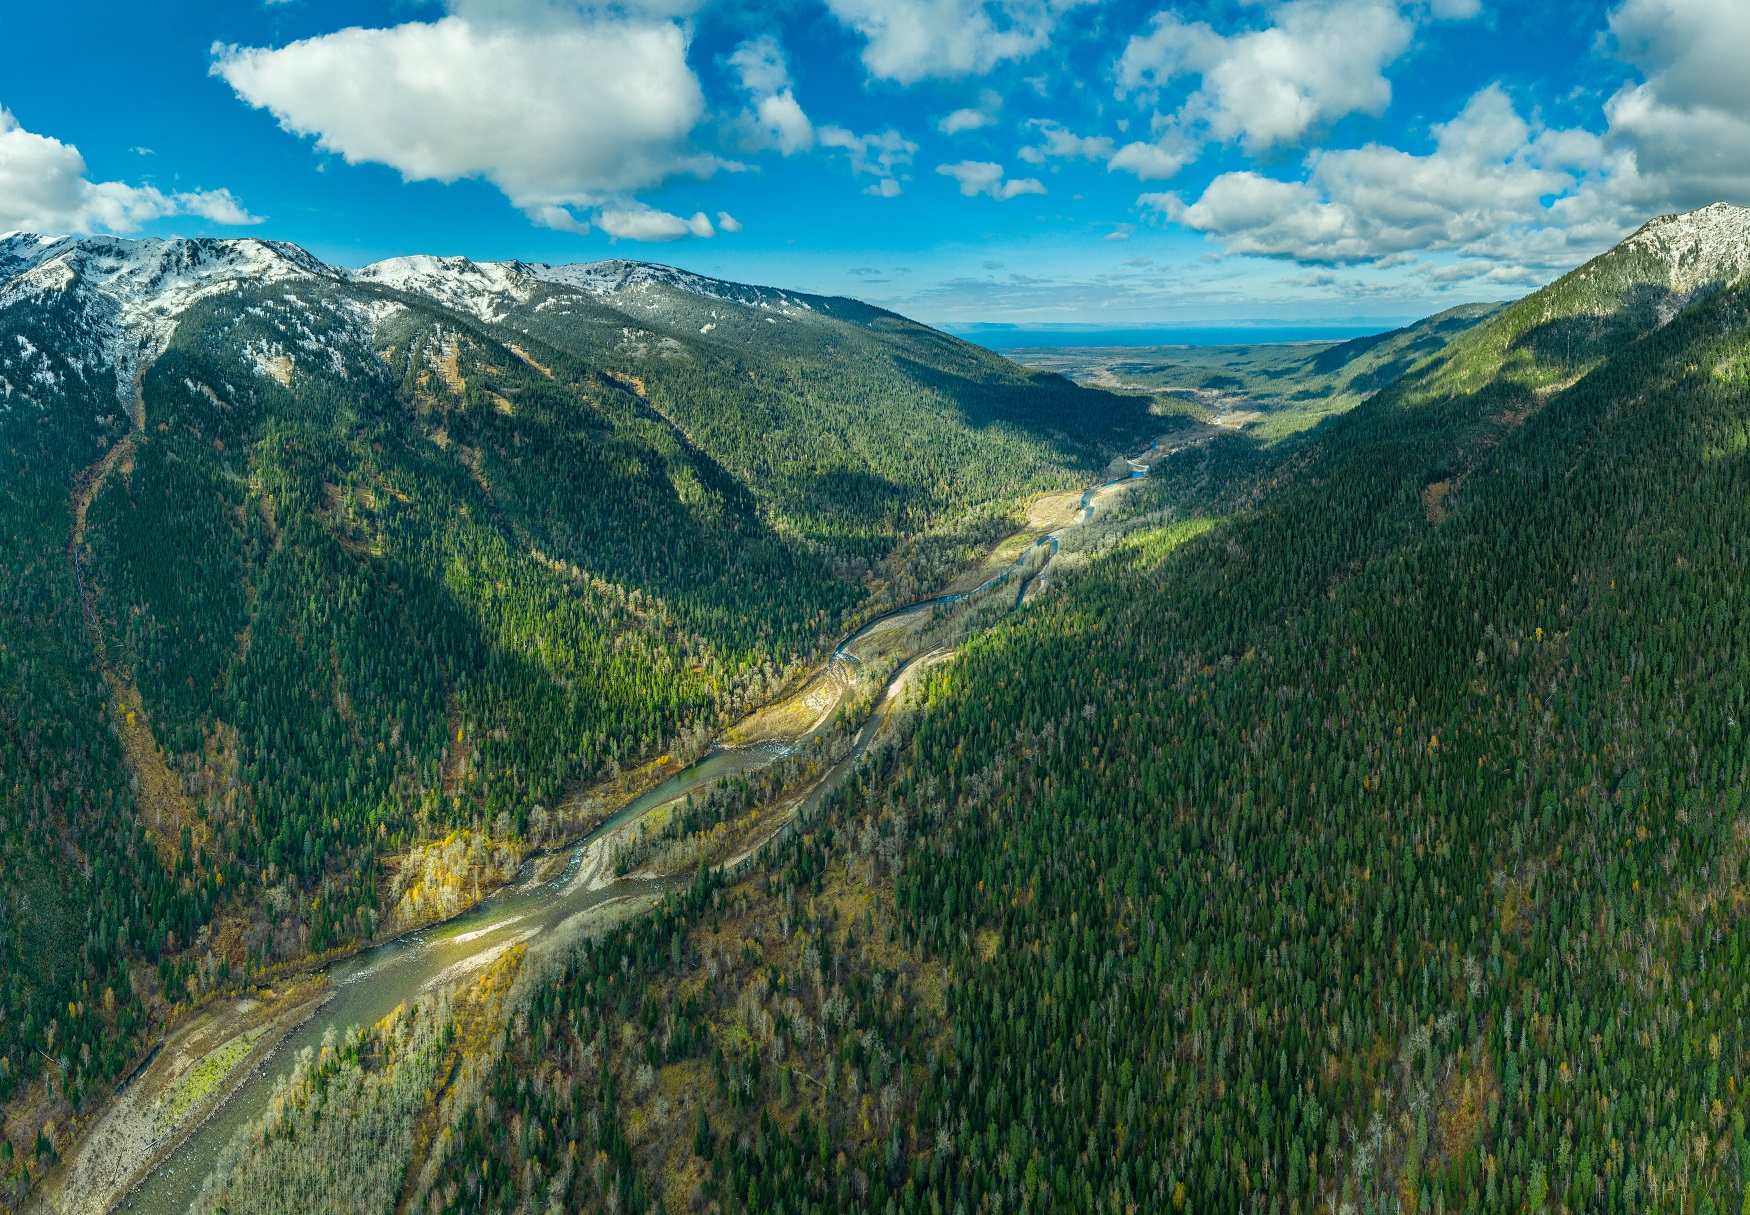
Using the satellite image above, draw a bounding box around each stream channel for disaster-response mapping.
[117,447,1158,1214]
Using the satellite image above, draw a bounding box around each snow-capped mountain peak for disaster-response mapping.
[348,253,817,322]
[2,233,330,309]
[347,255,536,323]
[3,231,831,355]
[520,259,814,313]
[0,233,336,405]
[1619,201,1750,296]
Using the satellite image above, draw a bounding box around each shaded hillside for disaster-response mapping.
[0,268,182,1143]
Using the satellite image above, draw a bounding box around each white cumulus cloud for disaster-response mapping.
[1603,0,1750,207]
[596,206,716,241]
[211,12,715,236]
[0,106,258,235]
[730,35,814,156]
[937,160,1046,200]
[1118,0,1416,154]
[1017,121,1116,165]
[938,90,1004,135]
[1107,139,1195,181]
[1153,86,1625,269]
[820,126,918,195]
[1133,0,1750,277]
[825,0,1092,84]
[939,109,992,135]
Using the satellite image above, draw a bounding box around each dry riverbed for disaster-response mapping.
[31,980,326,1215]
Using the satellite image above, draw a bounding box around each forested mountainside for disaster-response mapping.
[361,256,1138,571]
[0,233,1152,1194]
[362,203,1750,1215]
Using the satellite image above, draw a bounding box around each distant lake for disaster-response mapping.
[942,321,1422,348]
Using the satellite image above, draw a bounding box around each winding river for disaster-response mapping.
[116,742,790,1215]
[833,451,1153,666]
[113,444,1162,1214]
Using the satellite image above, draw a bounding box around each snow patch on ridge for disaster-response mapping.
[0,232,334,406]
[0,231,837,412]
[349,253,820,322]
[1,231,833,401]
[521,259,814,313]
[349,255,535,323]
[1621,201,1750,301]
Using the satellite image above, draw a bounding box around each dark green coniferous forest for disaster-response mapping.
[5,205,1750,1215]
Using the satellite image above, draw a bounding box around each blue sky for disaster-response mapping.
[3,0,1746,326]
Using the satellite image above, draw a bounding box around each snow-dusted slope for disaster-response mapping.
[0,232,68,283]
[348,254,535,322]
[0,232,335,402]
[0,231,842,408]
[1619,202,1750,295]
[1466,201,1750,342]
[0,233,820,328]
[522,259,816,313]
[349,253,819,322]
[0,233,329,316]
